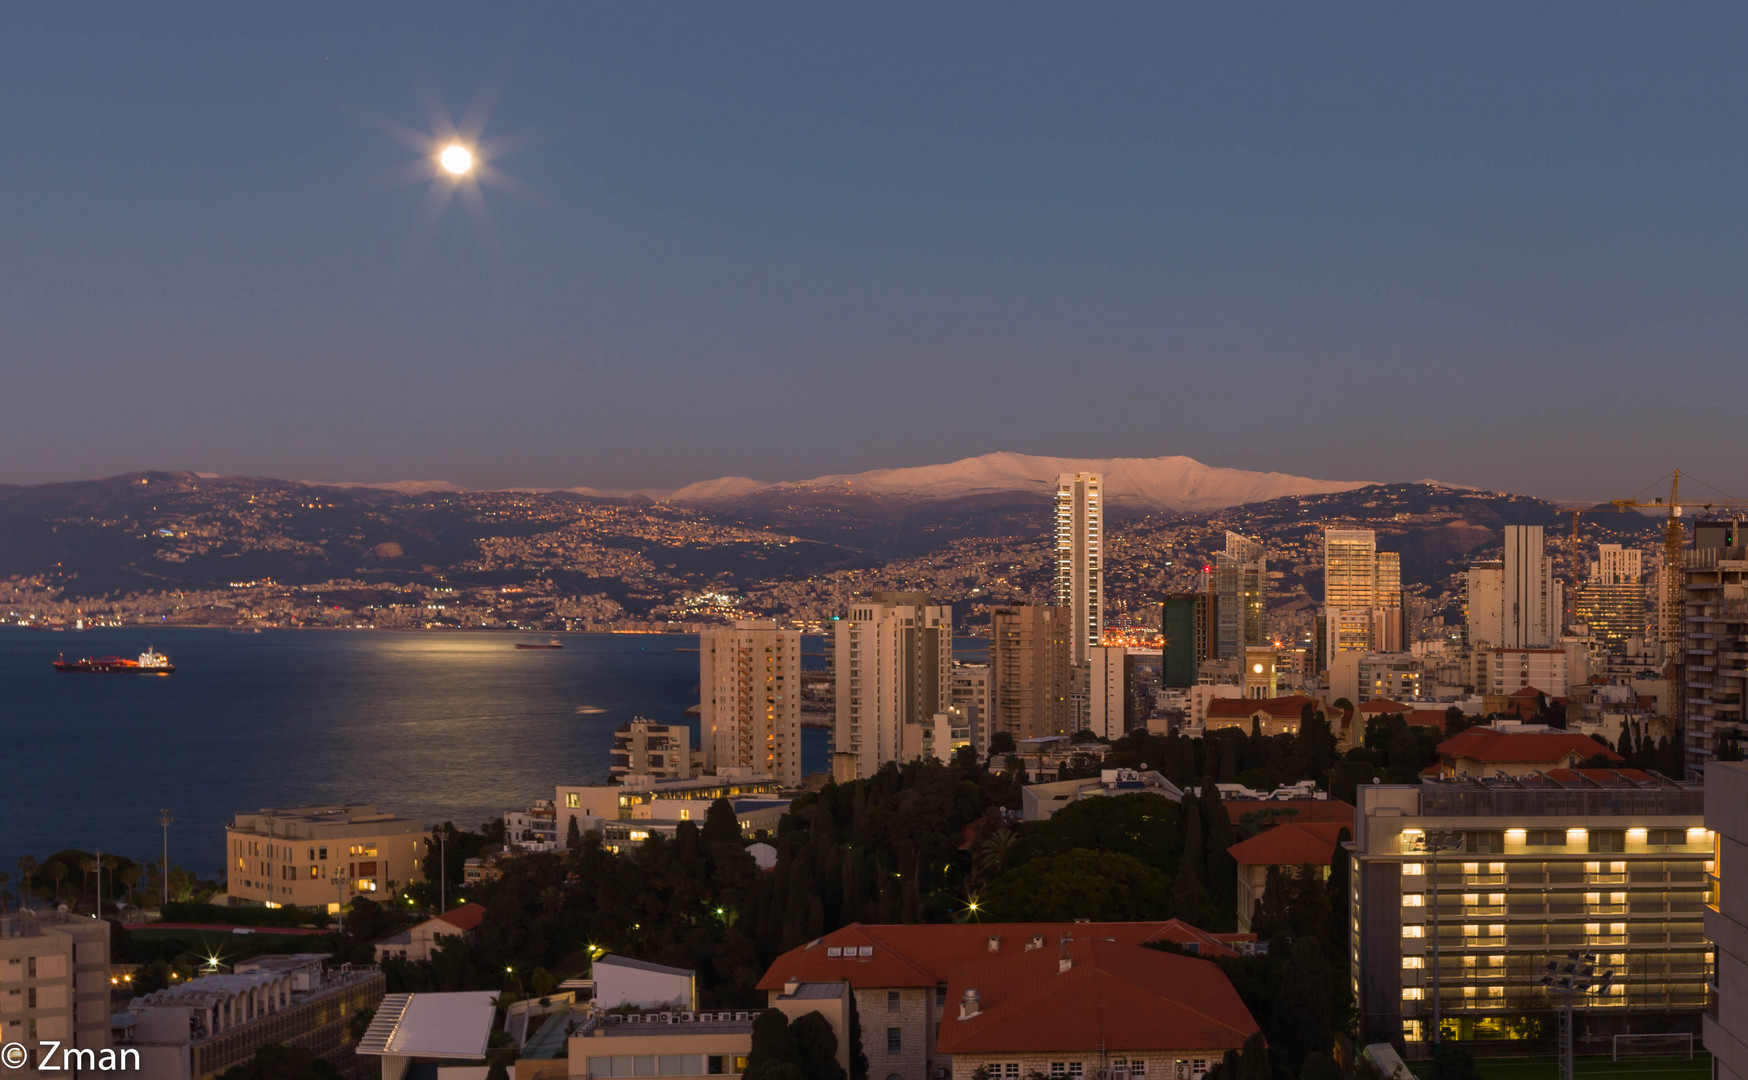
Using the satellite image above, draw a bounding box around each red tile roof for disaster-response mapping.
[935,938,1259,1056]
[1437,727,1621,766]
[1226,822,1349,866]
[755,921,1247,992]
[1205,695,1320,719]
[433,905,487,932]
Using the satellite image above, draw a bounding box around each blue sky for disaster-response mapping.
[3,4,1745,500]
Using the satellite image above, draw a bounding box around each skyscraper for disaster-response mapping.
[1161,590,1214,687]
[1322,528,1405,659]
[1574,543,1647,651]
[833,592,953,779]
[1055,472,1103,666]
[989,605,1072,742]
[1501,525,1561,647]
[700,619,803,786]
[1212,531,1267,660]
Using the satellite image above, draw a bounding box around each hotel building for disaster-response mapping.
[225,805,427,911]
[1350,773,1709,1050]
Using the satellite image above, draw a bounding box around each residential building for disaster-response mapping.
[950,663,990,758]
[225,804,428,911]
[1478,646,1570,697]
[1359,653,1423,702]
[1055,472,1104,666]
[834,593,953,778]
[1683,524,1748,777]
[1576,545,1648,653]
[756,922,1258,1080]
[1465,562,1504,648]
[556,776,789,851]
[123,954,384,1080]
[1229,820,1349,932]
[1703,761,1748,1079]
[1162,590,1214,688]
[1213,532,1267,661]
[1324,529,1405,660]
[1350,774,1708,1050]
[1087,644,1134,739]
[372,906,486,963]
[592,955,697,1012]
[1203,695,1327,738]
[608,720,694,784]
[0,909,110,1076]
[1502,525,1563,647]
[355,990,499,1080]
[504,800,558,852]
[988,606,1071,741]
[700,620,803,786]
[1021,769,1185,821]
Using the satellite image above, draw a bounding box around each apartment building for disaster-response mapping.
[700,620,803,786]
[1704,761,1748,1079]
[608,719,694,784]
[1477,646,1571,698]
[124,954,384,1080]
[1351,773,1709,1050]
[225,805,427,910]
[833,593,953,779]
[504,800,559,852]
[0,909,110,1077]
[1054,472,1103,666]
[1683,526,1748,776]
[988,605,1071,741]
[950,663,990,758]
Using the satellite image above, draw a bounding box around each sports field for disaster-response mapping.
[1409,1054,1710,1079]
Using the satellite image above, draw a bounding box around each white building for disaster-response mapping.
[1502,525,1563,647]
[950,663,990,758]
[608,719,695,784]
[833,593,952,778]
[0,909,110,1076]
[592,955,697,1012]
[1087,645,1130,740]
[1480,646,1570,697]
[700,620,803,786]
[1055,472,1104,666]
[504,799,558,852]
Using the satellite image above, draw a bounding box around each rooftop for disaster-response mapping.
[356,991,499,1059]
[1437,726,1622,766]
[1227,822,1349,867]
[1206,695,1320,718]
[595,954,693,978]
[935,938,1258,1056]
[1411,772,1702,818]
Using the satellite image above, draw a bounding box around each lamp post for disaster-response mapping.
[1539,950,1615,1080]
[330,869,350,939]
[1409,828,1466,1054]
[158,809,174,907]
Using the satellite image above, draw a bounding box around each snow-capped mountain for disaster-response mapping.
[661,452,1374,513]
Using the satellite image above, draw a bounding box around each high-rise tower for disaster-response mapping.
[700,619,803,786]
[833,592,954,779]
[1055,472,1103,666]
[1323,528,1406,659]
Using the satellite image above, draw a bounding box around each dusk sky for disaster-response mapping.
[5,5,1746,501]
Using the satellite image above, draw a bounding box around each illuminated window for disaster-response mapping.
[1402,895,1424,907]
[1402,988,1424,1001]
[566,793,580,808]
[1402,957,1424,969]
[1402,863,1425,876]
[1402,926,1424,939]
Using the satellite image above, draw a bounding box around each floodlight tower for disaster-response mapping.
[1539,950,1617,1080]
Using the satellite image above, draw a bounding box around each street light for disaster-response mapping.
[1539,950,1616,1080]
[158,809,174,907]
[330,869,351,938]
[1407,828,1466,1052]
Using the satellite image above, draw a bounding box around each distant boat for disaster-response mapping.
[574,705,608,715]
[516,638,564,650]
[54,647,175,675]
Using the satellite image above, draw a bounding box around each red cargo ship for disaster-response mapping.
[54,647,175,674]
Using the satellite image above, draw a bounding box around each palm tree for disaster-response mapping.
[47,862,68,905]
[538,886,564,915]
[17,857,38,910]
[980,828,1016,871]
[121,866,143,910]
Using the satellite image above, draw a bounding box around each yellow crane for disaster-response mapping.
[1609,470,1748,652]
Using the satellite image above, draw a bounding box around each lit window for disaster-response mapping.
[1402,957,1424,969]
[1402,926,1424,939]
[1402,988,1424,1001]
[1402,895,1424,907]
[1402,863,1425,876]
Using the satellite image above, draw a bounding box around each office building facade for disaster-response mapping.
[701,620,803,786]
[1351,776,1709,1050]
[834,594,953,778]
[1213,532,1267,661]
[1162,591,1213,688]
[1324,529,1405,660]
[1054,473,1103,666]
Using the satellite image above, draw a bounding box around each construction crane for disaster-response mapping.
[1609,470,1748,652]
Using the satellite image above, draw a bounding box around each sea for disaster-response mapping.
[0,628,830,879]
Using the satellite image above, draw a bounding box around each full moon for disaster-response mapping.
[440,145,473,175]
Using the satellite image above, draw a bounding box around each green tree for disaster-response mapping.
[985,850,1171,922]
[565,815,583,854]
[484,1058,511,1080]
[1236,1031,1271,1080]
[988,732,1016,758]
[1268,937,1333,1071]
[703,799,743,848]
[789,1010,848,1080]
[745,1008,794,1074]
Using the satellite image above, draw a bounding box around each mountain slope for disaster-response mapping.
[664,451,1375,512]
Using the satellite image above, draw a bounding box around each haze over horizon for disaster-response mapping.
[6,5,1748,503]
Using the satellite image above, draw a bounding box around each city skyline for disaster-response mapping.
[5,6,1748,499]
